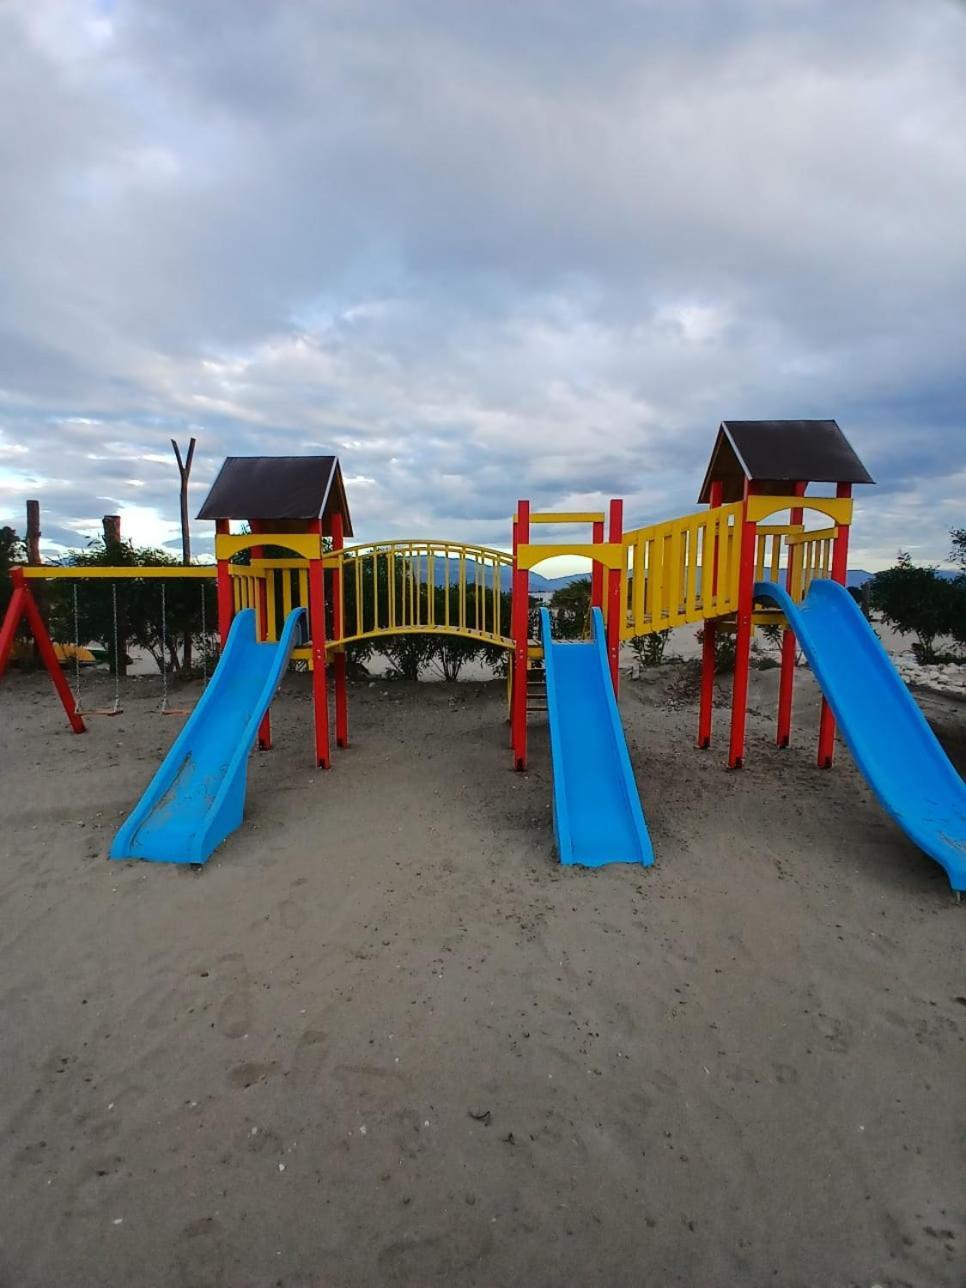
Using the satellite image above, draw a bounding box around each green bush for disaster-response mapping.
[629,628,671,669]
[869,552,964,663]
[549,579,590,639]
[46,539,215,676]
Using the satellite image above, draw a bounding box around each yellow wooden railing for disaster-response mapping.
[619,502,743,638]
[324,540,514,649]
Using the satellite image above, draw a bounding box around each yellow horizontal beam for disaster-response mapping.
[784,526,837,546]
[516,542,626,571]
[250,557,309,570]
[335,624,514,649]
[20,565,215,580]
[746,496,852,526]
[527,511,606,525]
[216,532,321,560]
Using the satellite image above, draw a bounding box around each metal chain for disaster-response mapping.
[159,582,168,712]
[72,582,82,714]
[111,583,121,714]
[200,582,208,687]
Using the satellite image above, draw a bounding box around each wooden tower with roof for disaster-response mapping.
[198,455,354,767]
[696,419,874,770]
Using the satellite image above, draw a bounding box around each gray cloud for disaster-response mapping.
[1,0,964,568]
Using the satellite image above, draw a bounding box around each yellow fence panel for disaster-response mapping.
[620,502,743,638]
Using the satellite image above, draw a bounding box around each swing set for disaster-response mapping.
[1,564,216,732]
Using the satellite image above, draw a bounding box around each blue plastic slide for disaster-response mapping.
[110,608,305,865]
[539,607,653,867]
[755,579,966,891]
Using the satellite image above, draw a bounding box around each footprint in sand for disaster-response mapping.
[815,1014,852,1054]
[228,1061,276,1089]
[215,954,254,1038]
[289,1027,329,1085]
[377,1225,494,1277]
[217,989,252,1039]
[176,1215,225,1288]
[278,896,306,930]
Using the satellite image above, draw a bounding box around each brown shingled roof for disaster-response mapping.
[698,420,874,504]
[197,456,353,535]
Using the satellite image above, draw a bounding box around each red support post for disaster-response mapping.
[215,520,234,647]
[728,481,759,769]
[697,480,723,748]
[776,481,807,748]
[511,501,530,770]
[606,499,623,695]
[308,520,330,769]
[0,570,86,734]
[816,483,852,768]
[330,512,349,749]
[591,519,604,612]
[249,519,272,751]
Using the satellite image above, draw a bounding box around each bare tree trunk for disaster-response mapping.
[171,437,196,672]
[102,514,127,675]
[26,500,41,564]
[26,500,43,668]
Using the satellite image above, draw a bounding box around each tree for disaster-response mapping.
[949,528,966,575]
[46,539,214,676]
[549,578,591,639]
[628,628,671,669]
[171,437,197,670]
[869,552,957,662]
[379,634,437,680]
[0,525,25,621]
[428,584,481,680]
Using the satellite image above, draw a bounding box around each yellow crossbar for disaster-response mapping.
[515,542,625,571]
[745,496,852,525]
[20,565,215,579]
[527,511,606,525]
[785,526,838,545]
[215,533,321,560]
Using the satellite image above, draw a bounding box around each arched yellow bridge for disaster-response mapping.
[229,538,516,661]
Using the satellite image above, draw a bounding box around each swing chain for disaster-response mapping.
[110,582,121,714]
[160,582,169,713]
[72,582,82,715]
[72,580,122,716]
[200,581,208,688]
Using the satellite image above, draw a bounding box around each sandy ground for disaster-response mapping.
[0,660,963,1288]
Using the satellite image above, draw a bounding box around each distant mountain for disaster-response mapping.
[425,558,960,595]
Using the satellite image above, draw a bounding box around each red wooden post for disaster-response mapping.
[697,480,723,748]
[816,483,852,768]
[606,499,623,695]
[308,520,330,768]
[511,501,530,770]
[0,570,86,734]
[215,520,234,647]
[330,512,349,749]
[591,519,604,611]
[249,520,272,751]
[728,481,759,769]
[776,481,807,748]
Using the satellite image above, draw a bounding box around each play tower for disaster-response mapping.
[198,454,354,767]
[695,419,874,768]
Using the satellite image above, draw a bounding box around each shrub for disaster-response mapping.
[869,553,962,663]
[694,625,737,673]
[629,629,671,669]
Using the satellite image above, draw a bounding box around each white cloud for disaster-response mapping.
[0,0,964,568]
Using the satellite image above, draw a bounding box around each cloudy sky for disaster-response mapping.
[2,0,964,569]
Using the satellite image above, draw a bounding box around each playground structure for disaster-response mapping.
[1,420,964,889]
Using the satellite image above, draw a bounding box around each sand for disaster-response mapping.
[0,660,963,1288]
